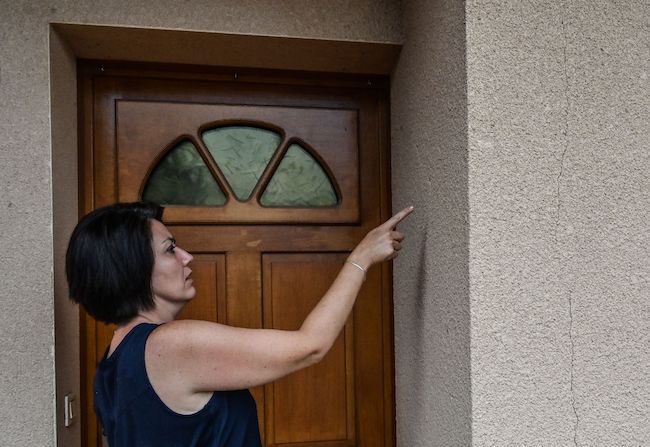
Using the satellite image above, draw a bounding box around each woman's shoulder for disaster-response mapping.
[152,319,220,337]
[146,319,226,355]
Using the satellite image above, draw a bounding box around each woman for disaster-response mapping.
[66,202,413,447]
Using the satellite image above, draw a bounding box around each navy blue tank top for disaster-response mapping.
[94,323,262,447]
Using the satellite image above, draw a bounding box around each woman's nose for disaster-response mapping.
[180,248,193,264]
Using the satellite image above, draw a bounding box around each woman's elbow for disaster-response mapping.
[304,346,327,366]
[295,336,329,369]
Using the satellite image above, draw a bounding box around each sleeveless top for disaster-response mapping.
[94,323,262,447]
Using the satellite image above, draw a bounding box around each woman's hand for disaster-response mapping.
[348,206,414,270]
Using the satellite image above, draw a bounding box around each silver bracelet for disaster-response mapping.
[346,260,367,281]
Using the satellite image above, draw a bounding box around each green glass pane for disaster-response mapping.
[202,126,281,201]
[142,140,226,206]
[260,144,338,207]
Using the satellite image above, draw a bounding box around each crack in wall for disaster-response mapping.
[559,8,579,446]
[555,16,571,245]
[569,292,579,447]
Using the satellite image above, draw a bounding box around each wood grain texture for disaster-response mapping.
[263,254,355,446]
[78,62,391,447]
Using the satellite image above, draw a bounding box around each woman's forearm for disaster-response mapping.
[296,206,413,364]
[298,258,368,363]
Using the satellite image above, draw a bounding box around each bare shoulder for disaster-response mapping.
[144,320,229,392]
[144,320,221,411]
[151,318,215,336]
[147,319,227,355]
[146,319,255,369]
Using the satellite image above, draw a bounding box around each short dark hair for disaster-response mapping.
[65,202,164,324]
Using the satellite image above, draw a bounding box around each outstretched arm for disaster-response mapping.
[147,206,414,395]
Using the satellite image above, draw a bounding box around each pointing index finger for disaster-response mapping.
[383,206,415,229]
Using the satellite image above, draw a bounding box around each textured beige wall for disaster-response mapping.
[0,4,57,447]
[0,2,402,446]
[467,0,649,445]
[391,0,471,445]
[3,0,648,445]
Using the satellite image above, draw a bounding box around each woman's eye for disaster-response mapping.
[167,243,177,253]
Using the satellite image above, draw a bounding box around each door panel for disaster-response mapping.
[263,254,355,446]
[176,254,226,323]
[225,251,266,443]
[79,62,392,447]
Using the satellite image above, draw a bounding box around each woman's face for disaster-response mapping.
[150,219,196,305]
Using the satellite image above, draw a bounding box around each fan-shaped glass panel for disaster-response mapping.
[202,126,281,201]
[260,144,338,207]
[142,140,226,206]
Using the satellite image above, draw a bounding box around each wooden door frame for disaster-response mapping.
[52,25,400,447]
[76,61,395,446]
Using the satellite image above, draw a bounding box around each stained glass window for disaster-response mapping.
[202,126,281,201]
[260,144,338,207]
[142,126,338,209]
[142,140,226,206]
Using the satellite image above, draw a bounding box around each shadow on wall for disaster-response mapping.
[405,227,431,402]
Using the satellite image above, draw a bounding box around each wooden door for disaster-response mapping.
[78,62,393,447]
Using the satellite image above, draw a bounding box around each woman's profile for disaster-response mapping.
[66,201,412,446]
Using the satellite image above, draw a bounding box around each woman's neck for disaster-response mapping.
[119,297,184,329]
[111,300,185,353]
[109,312,170,357]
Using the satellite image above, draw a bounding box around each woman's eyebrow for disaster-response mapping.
[161,236,176,246]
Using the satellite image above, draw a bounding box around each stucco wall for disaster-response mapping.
[467,0,649,445]
[0,2,402,446]
[391,0,472,445]
[2,0,648,445]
